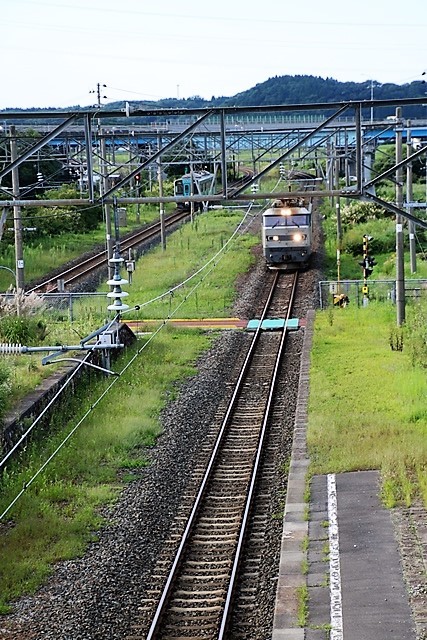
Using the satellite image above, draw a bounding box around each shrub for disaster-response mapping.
[341,219,397,256]
[0,292,47,345]
[341,201,388,225]
[405,301,427,368]
[0,364,12,417]
[0,316,47,345]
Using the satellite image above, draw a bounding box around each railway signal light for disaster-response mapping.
[367,255,376,271]
[359,255,376,278]
[359,236,376,276]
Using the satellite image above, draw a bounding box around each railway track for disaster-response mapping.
[25,209,190,294]
[127,270,298,640]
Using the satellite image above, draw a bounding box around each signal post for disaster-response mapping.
[359,234,376,306]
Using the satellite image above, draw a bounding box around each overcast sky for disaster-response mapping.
[2,0,426,110]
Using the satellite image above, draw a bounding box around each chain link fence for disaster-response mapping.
[1,291,108,323]
[319,279,427,309]
[2,281,427,319]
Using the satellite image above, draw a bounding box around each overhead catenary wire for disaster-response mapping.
[0,203,258,521]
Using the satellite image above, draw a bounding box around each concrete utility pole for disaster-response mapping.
[100,131,114,280]
[10,126,24,300]
[395,107,405,325]
[406,122,416,274]
[157,134,166,250]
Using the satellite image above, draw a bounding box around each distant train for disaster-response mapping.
[173,170,215,211]
[262,197,312,269]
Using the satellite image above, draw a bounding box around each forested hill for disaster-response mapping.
[2,75,426,116]
[115,74,427,118]
[219,74,424,107]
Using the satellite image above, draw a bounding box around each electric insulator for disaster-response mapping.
[106,245,129,314]
[107,299,130,311]
[0,343,25,355]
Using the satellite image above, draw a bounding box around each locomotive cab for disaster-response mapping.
[262,198,312,269]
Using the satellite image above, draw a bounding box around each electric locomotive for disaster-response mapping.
[262,197,312,269]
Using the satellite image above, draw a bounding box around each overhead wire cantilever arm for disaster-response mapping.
[364,142,427,191]
[101,110,215,200]
[230,103,352,197]
[0,114,78,182]
[42,357,120,375]
[363,193,427,230]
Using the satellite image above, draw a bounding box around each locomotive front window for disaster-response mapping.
[265,214,309,227]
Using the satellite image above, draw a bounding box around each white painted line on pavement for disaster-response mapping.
[328,473,343,640]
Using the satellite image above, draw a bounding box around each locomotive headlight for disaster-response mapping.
[292,233,305,242]
[272,235,279,241]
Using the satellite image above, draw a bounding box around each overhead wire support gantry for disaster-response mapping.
[0,96,426,229]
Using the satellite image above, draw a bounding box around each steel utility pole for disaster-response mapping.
[190,143,195,223]
[90,83,107,108]
[327,141,334,205]
[10,126,24,300]
[395,107,405,325]
[336,199,342,289]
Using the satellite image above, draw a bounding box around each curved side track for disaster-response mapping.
[128,270,298,640]
[25,209,189,294]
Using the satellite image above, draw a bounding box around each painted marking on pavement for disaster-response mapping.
[327,473,343,640]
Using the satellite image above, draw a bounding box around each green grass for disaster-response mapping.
[53,209,260,325]
[307,303,427,508]
[321,200,427,281]
[0,328,211,612]
[102,209,260,320]
[296,584,309,627]
[1,207,260,414]
[0,319,112,417]
[4,199,427,612]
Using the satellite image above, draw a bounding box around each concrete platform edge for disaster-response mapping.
[272,309,315,639]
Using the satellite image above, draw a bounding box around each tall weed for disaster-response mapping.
[405,300,427,368]
[308,303,427,507]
